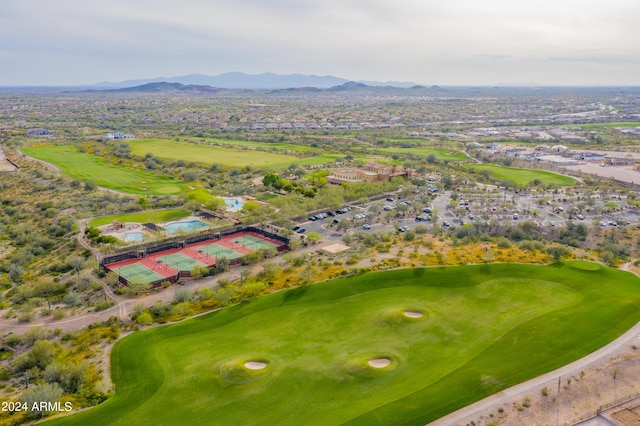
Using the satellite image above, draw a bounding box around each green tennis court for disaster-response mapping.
[198,243,244,260]
[157,253,206,272]
[232,235,280,250]
[112,263,164,284]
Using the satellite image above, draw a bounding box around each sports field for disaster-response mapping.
[197,243,244,260]
[22,145,186,195]
[465,164,577,186]
[157,252,206,271]
[232,234,280,250]
[111,263,164,284]
[106,232,284,283]
[48,262,640,426]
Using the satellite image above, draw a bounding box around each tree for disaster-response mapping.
[136,312,153,325]
[68,257,84,276]
[105,271,120,288]
[240,269,251,285]
[306,232,322,243]
[173,288,192,304]
[43,362,87,393]
[262,172,281,187]
[546,246,568,261]
[215,257,230,273]
[84,180,97,191]
[242,200,260,213]
[63,291,82,307]
[19,383,64,418]
[288,239,300,251]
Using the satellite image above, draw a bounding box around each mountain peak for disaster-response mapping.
[91,72,419,90]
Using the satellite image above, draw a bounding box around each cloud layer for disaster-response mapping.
[1,0,638,85]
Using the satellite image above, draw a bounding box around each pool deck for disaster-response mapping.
[159,216,209,233]
[99,222,152,243]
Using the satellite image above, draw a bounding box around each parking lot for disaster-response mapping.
[290,186,640,244]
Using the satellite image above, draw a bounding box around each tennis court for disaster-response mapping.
[112,263,165,284]
[232,234,280,251]
[157,252,206,272]
[198,243,244,260]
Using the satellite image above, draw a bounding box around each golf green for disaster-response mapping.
[46,262,640,425]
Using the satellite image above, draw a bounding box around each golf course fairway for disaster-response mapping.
[45,262,640,425]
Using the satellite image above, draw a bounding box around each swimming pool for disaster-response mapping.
[223,197,245,211]
[163,220,207,234]
[123,232,145,242]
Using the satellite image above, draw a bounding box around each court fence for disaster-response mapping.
[101,226,290,287]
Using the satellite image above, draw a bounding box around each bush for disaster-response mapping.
[173,288,192,304]
[136,312,153,325]
[19,383,64,418]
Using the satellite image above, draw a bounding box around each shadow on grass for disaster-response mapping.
[280,285,309,305]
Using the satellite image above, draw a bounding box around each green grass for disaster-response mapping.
[128,139,339,170]
[201,138,320,153]
[375,147,470,161]
[578,122,640,129]
[46,262,640,426]
[88,209,191,227]
[22,145,186,195]
[465,164,577,186]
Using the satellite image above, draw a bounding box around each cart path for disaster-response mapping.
[430,261,640,425]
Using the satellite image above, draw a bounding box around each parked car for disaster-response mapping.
[443,221,451,227]
[362,224,371,230]
[293,225,300,231]
[297,228,306,233]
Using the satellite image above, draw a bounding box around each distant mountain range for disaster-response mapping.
[91,72,419,90]
[104,82,222,94]
[90,80,444,96]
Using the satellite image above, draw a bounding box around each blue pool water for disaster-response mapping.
[163,220,207,234]
[223,197,245,210]
[123,232,145,242]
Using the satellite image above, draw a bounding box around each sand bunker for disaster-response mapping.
[244,361,268,370]
[404,310,423,318]
[368,358,391,368]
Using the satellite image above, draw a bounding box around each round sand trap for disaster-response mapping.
[244,361,268,370]
[368,358,391,368]
[404,310,423,318]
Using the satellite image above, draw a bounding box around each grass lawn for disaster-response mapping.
[201,138,320,153]
[47,262,640,426]
[376,146,470,161]
[22,145,186,195]
[129,139,337,170]
[578,122,640,129]
[88,209,191,227]
[466,164,577,186]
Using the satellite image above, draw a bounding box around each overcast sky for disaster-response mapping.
[1,0,639,86]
